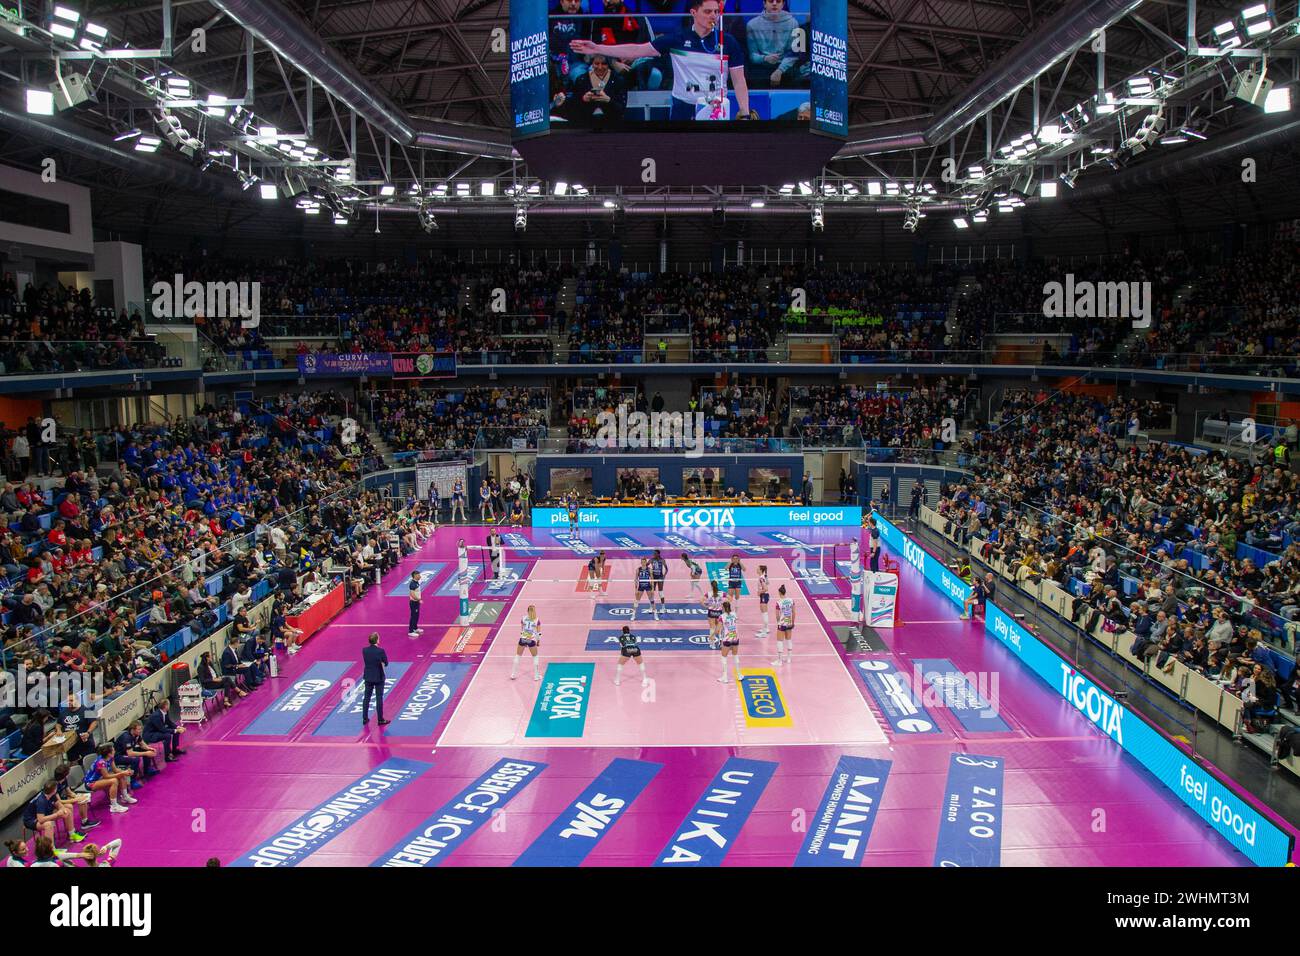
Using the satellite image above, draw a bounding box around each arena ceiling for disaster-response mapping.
[1,0,1299,246]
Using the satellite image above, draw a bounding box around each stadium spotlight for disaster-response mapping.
[810,202,824,231]
[1230,68,1273,107]
[1241,4,1273,37]
[1264,85,1292,113]
[379,183,396,197]
[1040,181,1058,198]
[25,88,54,115]
[514,203,528,231]
[554,181,569,196]
[953,217,969,229]
[259,183,278,200]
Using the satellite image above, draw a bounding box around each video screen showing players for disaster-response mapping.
[549,0,812,128]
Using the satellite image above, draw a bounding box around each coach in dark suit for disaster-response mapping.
[362,632,390,726]
[143,699,186,760]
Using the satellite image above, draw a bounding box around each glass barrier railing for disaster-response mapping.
[0,339,189,376]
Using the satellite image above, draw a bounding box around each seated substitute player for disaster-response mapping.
[774,584,795,665]
[631,556,658,621]
[682,552,705,596]
[512,605,543,681]
[717,600,743,683]
[614,625,648,687]
[650,549,669,615]
[570,0,755,123]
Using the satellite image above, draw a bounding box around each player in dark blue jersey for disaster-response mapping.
[726,553,744,603]
[570,0,753,122]
[631,557,656,621]
[614,625,648,687]
[649,549,668,614]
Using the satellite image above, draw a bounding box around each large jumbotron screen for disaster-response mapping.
[511,0,848,138]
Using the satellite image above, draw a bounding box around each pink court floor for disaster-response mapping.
[99,524,1298,867]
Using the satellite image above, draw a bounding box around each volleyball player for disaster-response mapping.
[511,605,542,681]
[682,552,705,596]
[726,553,744,604]
[717,600,742,683]
[567,493,579,533]
[586,552,601,593]
[450,477,467,523]
[631,557,657,621]
[702,579,724,647]
[650,549,668,614]
[756,564,770,637]
[774,584,795,665]
[614,625,648,687]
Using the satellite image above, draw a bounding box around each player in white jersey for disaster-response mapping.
[756,565,770,637]
[773,584,795,665]
[511,605,542,681]
[702,580,724,647]
[681,553,705,596]
[717,600,742,682]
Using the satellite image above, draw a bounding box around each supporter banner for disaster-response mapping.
[312,662,412,736]
[873,513,971,608]
[585,628,715,651]
[655,757,778,866]
[592,603,709,621]
[738,669,792,727]
[853,659,944,735]
[233,758,430,867]
[533,506,861,529]
[513,758,663,867]
[240,661,352,736]
[912,658,1011,733]
[386,562,445,598]
[526,662,595,738]
[392,351,457,379]
[794,755,892,867]
[932,753,1005,868]
[296,352,393,377]
[985,602,1295,867]
[385,662,473,736]
[371,758,547,867]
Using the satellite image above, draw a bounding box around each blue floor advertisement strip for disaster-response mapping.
[586,628,715,651]
[911,658,1012,733]
[240,661,352,736]
[550,531,600,556]
[232,758,431,866]
[500,531,544,557]
[794,756,892,867]
[602,532,656,555]
[474,561,530,597]
[852,660,945,735]
[592,602,709,622]
[434,565,480,597]
[654,532,711,553]
[371,758,547,867]
[655,757,778,866]
[312,662,412,735]
[383,661,473,736]
[525,662,596,738]
[702,528,769,554]
[512,758,663,867]
[932,753,1005,867]
[386,562,446,598]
